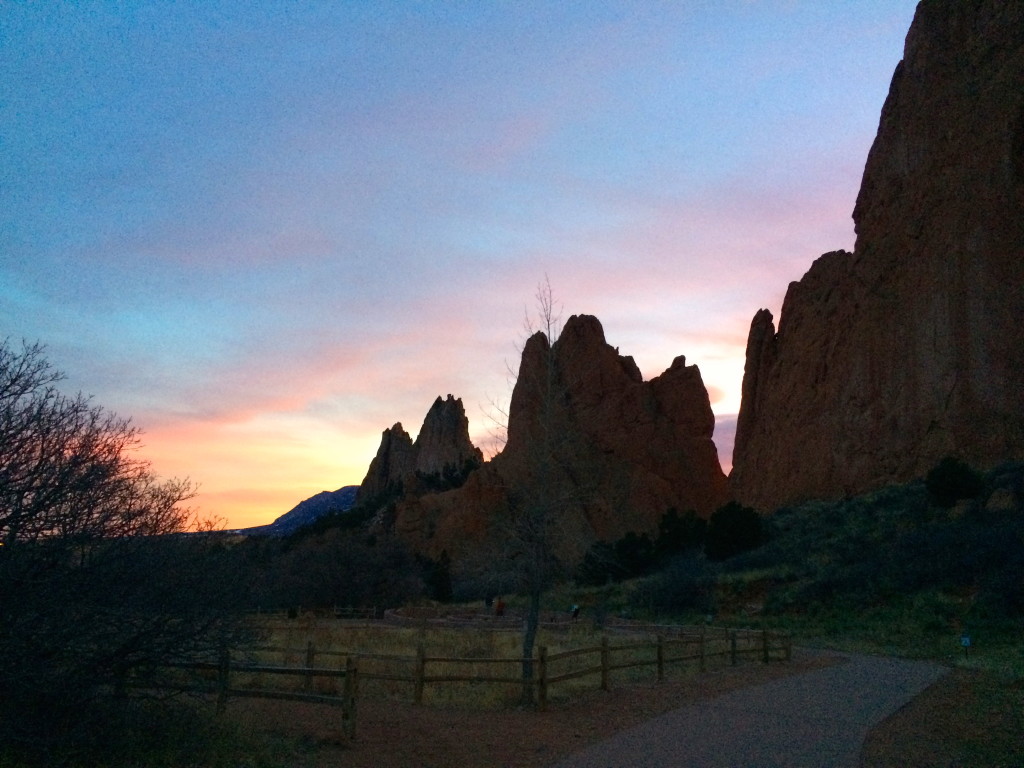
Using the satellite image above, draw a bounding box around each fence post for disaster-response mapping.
[217,643,231,713]
[414,643,426,704]
[656,636,664,682]
[699,627,706,672]
[342,656,358,740]
[600,636,610,692]
[729,630,737,666]
[538,646,548,712]
[305,640,315,691]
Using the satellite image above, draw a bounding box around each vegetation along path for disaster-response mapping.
[552,652,947,768]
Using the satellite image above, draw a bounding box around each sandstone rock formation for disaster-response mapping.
[357,423,416,501]
[358,395,482,502]
[497,314,728,537]
[731,0,1024,511]
[387,315,729,560]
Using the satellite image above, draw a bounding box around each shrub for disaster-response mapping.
[705,502,763,561]
[614,531,655,577]
[0,341,244,758]
[655,508,706,561]
[633,554,717,615]
[926,456,984,507]
[574,541,623,586]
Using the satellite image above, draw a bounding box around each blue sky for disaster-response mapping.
[1,1,919,527]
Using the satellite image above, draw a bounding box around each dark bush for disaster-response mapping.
[421,550,454,602]
[614,531,655,577]
[574,541,624,586]
[250,528,425,610]
[576,526,667,586]
[926,456,984,507]
[0,341,246,760]
[655,508,706,561]
[633,554,717,614]
[705,502,763,561]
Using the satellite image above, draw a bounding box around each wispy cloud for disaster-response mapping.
[1,1,919,526]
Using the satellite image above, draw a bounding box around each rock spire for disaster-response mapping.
[357,395,482,502]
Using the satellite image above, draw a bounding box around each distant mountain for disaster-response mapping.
[236,486,360,536]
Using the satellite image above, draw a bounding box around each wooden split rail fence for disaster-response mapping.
[245,626,789,713]
[151,625,788,739]
[534,627,790,710]
[159,645,358,740]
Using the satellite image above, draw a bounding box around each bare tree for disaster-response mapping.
[0,340,243,755]
[485,280,599,703]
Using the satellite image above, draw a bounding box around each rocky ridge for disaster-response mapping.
[383,315,728,561]
[498,315,727,533]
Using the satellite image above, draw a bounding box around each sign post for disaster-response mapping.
[960,633,971,659]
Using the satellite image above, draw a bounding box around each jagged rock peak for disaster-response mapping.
[358,396,483,503]
[507,314,642,447]
[414,394,483,477]
[502,312,727,531]
[357,423,415,501]
[731,0,1024,511]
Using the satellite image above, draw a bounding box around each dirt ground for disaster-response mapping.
[229,651,837,768]
[860,667,1024,767]
[228,651,1022,768]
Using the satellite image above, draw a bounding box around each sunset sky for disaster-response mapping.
[2,1,918,529]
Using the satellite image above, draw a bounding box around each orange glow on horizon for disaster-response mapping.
[130,344,744,531]
[137,414,379,530]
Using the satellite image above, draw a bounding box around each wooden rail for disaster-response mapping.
[532,628,790,710]
[248,606,382,621]
[182,624,790,735]
[156,646,358,739]
[252,626,789,710]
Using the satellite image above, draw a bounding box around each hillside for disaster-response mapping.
[712,460,1024,656]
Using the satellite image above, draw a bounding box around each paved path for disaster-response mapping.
[551,652,947,768]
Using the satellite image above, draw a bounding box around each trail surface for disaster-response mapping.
[551,652,947,768]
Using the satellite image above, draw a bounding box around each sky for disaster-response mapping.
[2,1,919,529]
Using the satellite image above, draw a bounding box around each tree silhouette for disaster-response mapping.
[482,279,599,704]
[0,340,242,757]
[705,501,763,561]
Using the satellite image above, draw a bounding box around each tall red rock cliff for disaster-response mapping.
[731,0,1024,511]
